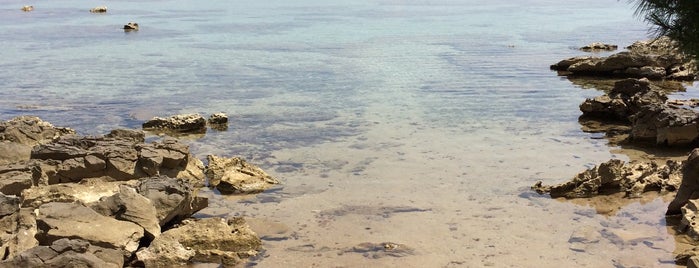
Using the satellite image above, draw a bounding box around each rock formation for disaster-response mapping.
[90,6,107,13]
[551,37,697,80]
[580,42,618,52]
[123,22,139,32]
[142,114,206,133]
[206,155,280,194]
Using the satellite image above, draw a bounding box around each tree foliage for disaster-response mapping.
[631,0,699,57]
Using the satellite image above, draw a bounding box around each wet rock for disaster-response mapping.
[142,114,206,133]
[21,6,33,12]
[551,37,697,80]
[35,202,144,253]
[579,78,662,120]
[90,185,161,240]
[3,238,123,268]
[136,176,208,227]
[123,22,139,32]
[206,155,280,194]
[580,42,618,52]
[532,159,681,198]
[568,225,601,252]
[150,217,261,265]
[90,6,107,13]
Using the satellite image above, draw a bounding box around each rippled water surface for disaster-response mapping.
[2,0,689,267]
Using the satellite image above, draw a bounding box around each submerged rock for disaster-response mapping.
[532,159,681,198]
[206,155,280,194]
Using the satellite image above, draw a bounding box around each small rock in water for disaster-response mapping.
[580,42,618,52]
[90,6,107,13]
[123,22,139,32]
[208,113,228,125]
[21,5,33,12]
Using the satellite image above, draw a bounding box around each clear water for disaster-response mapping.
[1,0,688,267]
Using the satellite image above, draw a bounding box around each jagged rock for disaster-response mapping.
[533,159,681,198]
[90,185,161,240]
[0,163,36,196]
[0,195,38,261]
[149,217,261,266]
[551,37,697,80]
[35,202,144,253]
[136,176,208,227]
[0,194,19,217]
[2,238,123,268]
[668,149,699,214]
[90,6,107,13]
[579,78,663,120]
[580,42,617,52]
[206,155,280,194]
[142,114,206,133]
[123,22,139,32]
[0,116,74,164]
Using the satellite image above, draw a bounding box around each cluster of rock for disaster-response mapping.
[552,37,697,80]
[579,78,699,146]
[0,116,278,267]
[532,159,682,198]
[142,113,228,134]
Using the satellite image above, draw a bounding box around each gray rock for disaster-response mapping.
[0,116,75,147]
[206,155,281,194]
[90,185,161,240]
[2,238,122,268]
[0,194,20,217]
[137,176,208,227]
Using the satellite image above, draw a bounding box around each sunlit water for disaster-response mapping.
[1,0,691,267]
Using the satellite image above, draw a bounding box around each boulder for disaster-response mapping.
[35,202,144,253]
[90,185,161,240]
[206,155,280,194]
[533,159,681,198]
[136,176,208,227]
[2,238,123,268]
[0,195,38,261]
[0,116,74,147]
[21,180,133,209]
[147,217,261,266]
[0,163,36,196]
[629,104,699,146]
[580,42,617,52]
[142,114,206,133]
[579,78,664,121]
[208,113,228,125]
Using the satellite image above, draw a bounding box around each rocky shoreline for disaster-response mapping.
[536,37,699,266]
[0,115,279,267]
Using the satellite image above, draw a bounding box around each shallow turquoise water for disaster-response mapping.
[4,0,685,267]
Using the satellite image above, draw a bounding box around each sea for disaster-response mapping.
[1,0,695,267]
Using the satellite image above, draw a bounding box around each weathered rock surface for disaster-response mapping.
[142,114,206,133]
[137,176,208,227]
[533,159,682,198]
[90,6,107,13]
[580,42,617,52]
[206,155,280,194]
[551,37,697,80]
[208,113,228,125]
[0,116,74,164]
[137,217,260,266]
[90,185,161,240]
[21,180,132,208]
[36,202,144,253]
[3,238,123,268]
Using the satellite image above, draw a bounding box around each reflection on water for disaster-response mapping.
[1,0,690,266]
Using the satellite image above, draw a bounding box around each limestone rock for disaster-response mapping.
[206,155,280,194]
[629,104,699,146]
[90,185,161,240]
[135,235,195,267]
[208,113,228,125]
[2,238,122,268]
[0,207,38,261]
[35,202,144,253]
[0,116,74,147]
[137,176,208,227]
[533,159,681,198]
[21,180,132,208]
[153,217,261,265]
[142,114,206,133]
